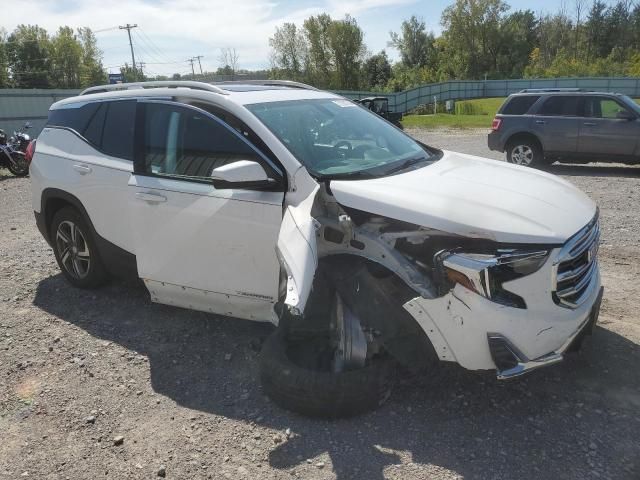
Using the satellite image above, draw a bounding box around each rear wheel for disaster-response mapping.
[50,207,108,288]
[6,152,29,176]
[506,137,548,168]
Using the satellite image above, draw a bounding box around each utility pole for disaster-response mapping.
[194,55,204,75]
[119,24,138,72]
[188,57,196,78]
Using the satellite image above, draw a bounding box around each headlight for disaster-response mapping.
[434,249,550,308]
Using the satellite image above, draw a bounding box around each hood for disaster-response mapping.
[330,151,596,244]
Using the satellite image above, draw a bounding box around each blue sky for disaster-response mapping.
[6,0,573,76]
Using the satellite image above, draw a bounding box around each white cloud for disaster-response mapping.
[3,0,415,73]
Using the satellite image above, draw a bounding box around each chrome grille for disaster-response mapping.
[553,215,600,309]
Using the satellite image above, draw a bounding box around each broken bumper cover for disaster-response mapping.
[489,286,603,379]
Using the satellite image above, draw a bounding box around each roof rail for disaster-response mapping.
[518,88,586,93]
[80,81,229,96]
[213,79,319,91]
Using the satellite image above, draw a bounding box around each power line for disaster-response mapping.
[118,24,138,71]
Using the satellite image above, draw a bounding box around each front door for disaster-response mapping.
[128,100,285,322]
[578,96,639,157]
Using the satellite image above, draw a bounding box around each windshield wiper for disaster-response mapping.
[384,155,429,175]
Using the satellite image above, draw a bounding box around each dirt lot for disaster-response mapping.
[1,129,639,480]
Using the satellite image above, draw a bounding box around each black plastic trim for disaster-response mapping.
[39,188,138,279]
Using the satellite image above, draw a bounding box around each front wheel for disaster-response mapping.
[506,139,548,168]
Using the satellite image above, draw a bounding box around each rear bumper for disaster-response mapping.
[489,286,603,379]
[487,132,503,152]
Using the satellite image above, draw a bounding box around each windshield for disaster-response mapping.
[246,98,433,179]
[620,95,640,114]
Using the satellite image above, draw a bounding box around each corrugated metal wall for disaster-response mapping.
[334,76,640,113]
[2,77,640,138]
[0,89,79,137]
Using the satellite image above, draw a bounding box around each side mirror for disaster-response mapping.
[211,160,276,190]
[616,110,635,121]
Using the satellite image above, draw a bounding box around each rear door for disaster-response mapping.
[128,100,285,322]
[530,95,582,154]
[578,96,639,157]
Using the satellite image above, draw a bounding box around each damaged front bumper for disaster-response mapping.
[403,257,602,378]
[489,286,603,379]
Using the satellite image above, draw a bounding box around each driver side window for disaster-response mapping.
[142,102,262,180]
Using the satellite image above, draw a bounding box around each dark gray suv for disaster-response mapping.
[487,89,640,167]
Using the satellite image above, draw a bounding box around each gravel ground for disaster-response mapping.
[1,129,639,480]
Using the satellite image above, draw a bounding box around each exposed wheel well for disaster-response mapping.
[41,189,93,244]
[304,254,439,371]
[505,132,543,153]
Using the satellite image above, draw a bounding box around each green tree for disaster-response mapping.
[363,50,392,90]
[440,0,509,79]
[497,10,537,77]
[0,28,9,87]
[268,23,307,81]
[120,63,145,82]
[49,26,83,88]
[303,14,334,88]
[77,27,106,87]
[6,25,52,88]
[388,15,436,69]
[328,15,365,89]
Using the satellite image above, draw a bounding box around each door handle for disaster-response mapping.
[72,164,92,175]
[535,120,546,125]
[135,191,167,203]
[583,122,597,126]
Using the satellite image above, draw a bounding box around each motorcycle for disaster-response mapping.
[0,127,29,177]
[11,122,32,153]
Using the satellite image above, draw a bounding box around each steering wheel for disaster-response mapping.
[333,140,353,152]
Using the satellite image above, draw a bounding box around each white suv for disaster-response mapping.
[31,80,603,417]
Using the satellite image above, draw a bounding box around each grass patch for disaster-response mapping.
[402,113,493,129]
[455,97,506,116]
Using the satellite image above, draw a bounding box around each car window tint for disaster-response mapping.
[143,103,260,180]
[47,102,101,133]
[82,102,107,147]
[101,101,136,161]
[584,97,629,119]
[538,96,580,116]
[501,96,540,115]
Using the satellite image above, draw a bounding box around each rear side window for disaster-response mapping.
[101,101,136,160]
[538,96,581,117]
[47,100,136,161]
[47,103,101,133]
[501,96,540,115]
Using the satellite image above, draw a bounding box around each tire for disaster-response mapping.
[6,152,29,177]
[506,137,548,168]
[259,328,394,418]
[50,206,109,288]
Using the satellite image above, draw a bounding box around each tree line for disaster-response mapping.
[0,25,106,88]
[269,0,640,92]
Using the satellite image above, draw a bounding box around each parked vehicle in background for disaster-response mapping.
[488,89,640,167]
[11,122,33,153]
[355,96,403,128]
[0,127,29,176]
[31,81,602,418]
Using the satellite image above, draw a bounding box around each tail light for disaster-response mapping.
[491,117,502,131]
[25,139,36,164]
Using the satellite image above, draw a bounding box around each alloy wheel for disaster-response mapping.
[511,144,534,166]
[55,220,91,279]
